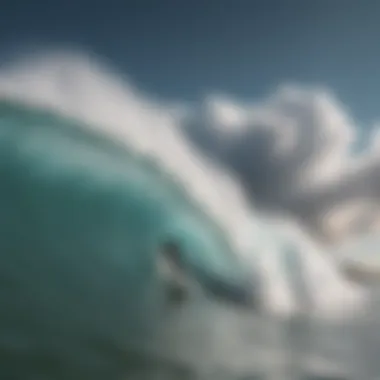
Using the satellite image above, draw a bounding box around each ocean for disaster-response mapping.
[0,49,377,380]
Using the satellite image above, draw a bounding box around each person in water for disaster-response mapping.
[158,239,261,309]
[158,240,190,306]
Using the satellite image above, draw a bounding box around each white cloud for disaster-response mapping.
[184,83,380,246]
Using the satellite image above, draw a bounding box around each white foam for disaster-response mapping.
[0,48,365,318]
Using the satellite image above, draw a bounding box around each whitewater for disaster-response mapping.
[0,48,374,379]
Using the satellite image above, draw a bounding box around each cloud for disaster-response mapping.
[0,48,365,318]
[183,85,380,244]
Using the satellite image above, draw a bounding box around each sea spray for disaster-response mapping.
[0,100,257,379]
[0,49,368,379]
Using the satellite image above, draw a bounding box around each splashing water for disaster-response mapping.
[0,96,265,378]
[0,48,369,379]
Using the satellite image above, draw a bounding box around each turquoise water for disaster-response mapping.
[0,100,252,379]
[0,50,370,379]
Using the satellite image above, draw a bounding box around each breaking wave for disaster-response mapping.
[1,46,377,379]
[0,48,365,319]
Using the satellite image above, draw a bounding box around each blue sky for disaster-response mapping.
[0,0,379,126]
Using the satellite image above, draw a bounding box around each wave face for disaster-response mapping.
[0,49,368,378]
[0,100,255,379]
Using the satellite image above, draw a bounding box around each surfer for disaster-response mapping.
[158,240,191,306]
[158,240,261,310]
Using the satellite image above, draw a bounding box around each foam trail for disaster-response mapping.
[0,48,365,320]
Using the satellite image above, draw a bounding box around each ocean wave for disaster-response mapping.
[0,46,373,379]
[0,96,263,376]
[0,48,366,318]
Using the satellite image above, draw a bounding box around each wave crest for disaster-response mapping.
[0,48,365,318]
